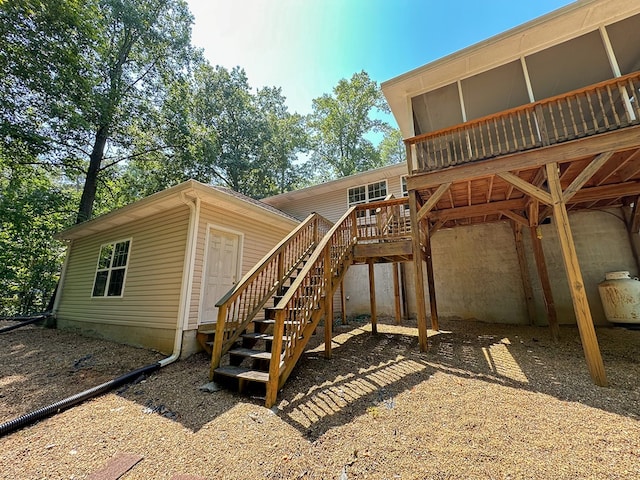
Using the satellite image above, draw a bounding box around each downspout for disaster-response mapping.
[160,191,200,367]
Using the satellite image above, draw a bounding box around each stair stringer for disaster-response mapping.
[277,254,354,391]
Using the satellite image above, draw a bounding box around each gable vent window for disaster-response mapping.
[92,239,131,297]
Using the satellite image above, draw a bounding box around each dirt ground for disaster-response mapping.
[0,316,639,479]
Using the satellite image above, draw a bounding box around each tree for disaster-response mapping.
[379,127,406,165]
[254,86,309,196]
[0,0,195,223]
[0,148,78,315]
[308,71,390,178]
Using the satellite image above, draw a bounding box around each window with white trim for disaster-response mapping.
[92,239,131,297]
[348,180,387,218]
[401,176,408,197]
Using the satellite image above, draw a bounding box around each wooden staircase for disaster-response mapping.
[208,198,413,407]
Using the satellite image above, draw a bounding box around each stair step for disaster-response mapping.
[253,319,300,326]
[241,332,288,342]
[214,365,269,383]
[228,348,272,360]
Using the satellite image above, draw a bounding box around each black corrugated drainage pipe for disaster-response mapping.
[0,313,52,334]
[0,362,161,437]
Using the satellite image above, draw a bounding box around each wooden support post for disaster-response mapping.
[529,226,560,340]
[209,304,228,380]
[546,162,608,387]
[512,221,536,325]
[340,280,347,325]
[324,248,332,358]
[368,260,377,334]
[393,262,402,324]
[422,219,439,331]
[409,190,429,351]
[400,262,409,321]
[266,310,285,407]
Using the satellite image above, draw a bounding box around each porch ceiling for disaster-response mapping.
[408,128,640,229]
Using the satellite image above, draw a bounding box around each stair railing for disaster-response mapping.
[266,206,358,405]
[210,213,333,375]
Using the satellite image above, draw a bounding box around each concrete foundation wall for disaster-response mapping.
[343,208,638,326]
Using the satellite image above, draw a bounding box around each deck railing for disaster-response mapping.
[266,207,359,404]
[405,71,640,172]
[210,212,332,373]
[353,197,411,242]
[265,199,414,404]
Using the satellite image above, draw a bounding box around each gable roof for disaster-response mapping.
[56,180,298,241]
[262,162,407,205]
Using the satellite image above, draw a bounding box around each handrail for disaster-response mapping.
[210,212,333,373]
[267,207,357,396]
[405,71,640,172]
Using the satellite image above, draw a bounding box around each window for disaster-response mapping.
[401,176,408,197]
[348,180,388,217]
[92,239,131,297]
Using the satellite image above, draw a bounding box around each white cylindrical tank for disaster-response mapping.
[598,271,640,324]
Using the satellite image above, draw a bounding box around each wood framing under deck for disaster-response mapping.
[402,74,640,386]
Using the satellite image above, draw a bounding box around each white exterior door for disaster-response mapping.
[202,228,241,324]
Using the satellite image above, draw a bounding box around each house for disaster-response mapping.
[54,0,640,404]
[53,180,298,357]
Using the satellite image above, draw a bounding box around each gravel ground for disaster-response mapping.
[0,316,638,479]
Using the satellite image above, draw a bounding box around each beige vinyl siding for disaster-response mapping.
[269,174,406,223]
[186,202,296,328]
[56,205,190,352]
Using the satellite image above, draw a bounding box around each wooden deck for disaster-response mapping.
[403,72,640,389]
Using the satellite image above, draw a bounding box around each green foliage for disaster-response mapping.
[308,71,390,178]
[0,148,78,315]
[379,127,406,165]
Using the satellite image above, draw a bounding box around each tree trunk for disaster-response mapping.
[76,126,109,223]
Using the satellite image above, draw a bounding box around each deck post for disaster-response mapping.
[409,190,428,351]
[368,260,377,334]
[266,309,285,407]
[209,304,228,380]
[546,162,608,386]
[512,221,537,325]
[529,226,559,339]
[422,218,439,331]
[324,247,333,358]
[340,280,347,325]
[393,262,402,324]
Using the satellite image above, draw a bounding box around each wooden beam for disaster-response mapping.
[528,200,540,227]
[563,151,615,202]
[546,162,607,386]
[393,262,402,325]
[368,260,377,334]
[500,209,529,227]
[340,280,347,325]
[497,171,553,205]
[529,226,559,339]
[512,222,536,325]
[324,248,333,359]
[406,125,640,189]
[423,220,439,331]
[619,149,640,181]
[630,197,640,234]
[417,182,452,221]
[428,198,527,222]
[409,190,429,351]
[400,262,409,322]
[570,181,640,203]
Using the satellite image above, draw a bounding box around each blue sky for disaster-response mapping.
[186,0,574,122]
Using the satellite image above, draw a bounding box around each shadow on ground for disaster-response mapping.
[1,316,638,438]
